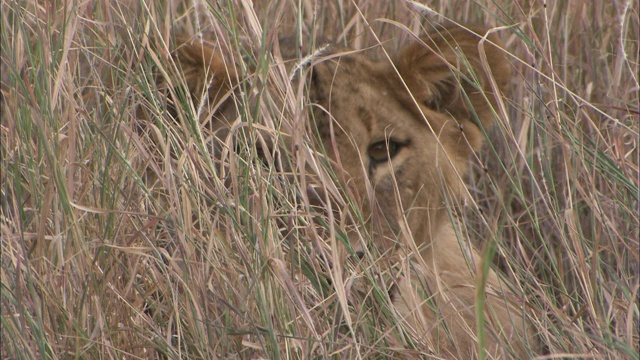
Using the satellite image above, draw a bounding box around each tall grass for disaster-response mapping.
[1,0,638,358]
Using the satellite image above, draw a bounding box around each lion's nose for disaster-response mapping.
[355,250,365,259]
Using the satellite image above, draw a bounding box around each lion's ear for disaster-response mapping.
[394,25,510,130]
[169,37,238,121]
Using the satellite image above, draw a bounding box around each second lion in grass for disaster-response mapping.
[165,24,537,358]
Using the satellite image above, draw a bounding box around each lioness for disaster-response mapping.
[165,24,535,358]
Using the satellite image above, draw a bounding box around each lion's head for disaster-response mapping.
[301,24,511,256]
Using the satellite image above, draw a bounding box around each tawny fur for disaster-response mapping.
[165,25,536,359]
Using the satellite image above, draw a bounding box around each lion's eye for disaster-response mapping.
[367,140,401,164]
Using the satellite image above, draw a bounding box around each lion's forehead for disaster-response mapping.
[311,55,424,143]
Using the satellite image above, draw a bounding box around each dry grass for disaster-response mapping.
[1,0,638,359]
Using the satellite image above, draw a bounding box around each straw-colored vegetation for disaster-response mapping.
[1,1,638,359]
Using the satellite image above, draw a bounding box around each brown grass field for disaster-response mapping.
[1,0,638,358]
